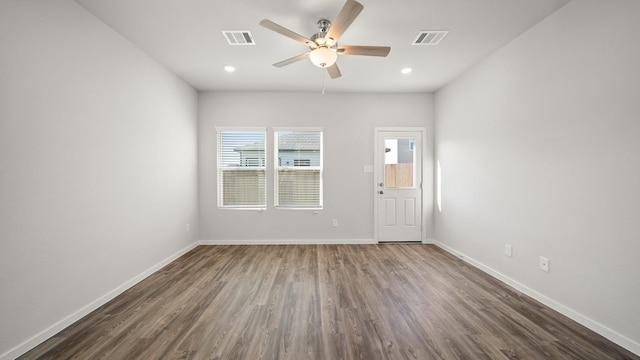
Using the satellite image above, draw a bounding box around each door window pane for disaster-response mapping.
[384,138,414,188]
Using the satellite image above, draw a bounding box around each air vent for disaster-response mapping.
[222,31,255,45]
[412,30,449,46]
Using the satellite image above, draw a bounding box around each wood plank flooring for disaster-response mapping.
[20,244,638,359]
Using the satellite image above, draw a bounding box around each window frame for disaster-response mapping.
[216,127,267,210]
[273,127,324,210]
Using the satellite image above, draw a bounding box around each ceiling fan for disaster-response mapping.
[259,0,390,79]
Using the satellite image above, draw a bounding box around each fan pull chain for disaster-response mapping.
[321,70,326,95]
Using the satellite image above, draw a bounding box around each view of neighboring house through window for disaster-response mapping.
[274,129,323,208]
[216,129,266,208]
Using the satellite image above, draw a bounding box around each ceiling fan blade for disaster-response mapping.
[326,63,342,79]
[273,53,310,67]
[337,45,390,57]
[260,19,316,47]
[325,0,364,43]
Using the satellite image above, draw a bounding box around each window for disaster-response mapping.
[216,129,266,208]
[274,129,323,208]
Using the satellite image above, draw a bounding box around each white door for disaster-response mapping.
[375,130,423,242]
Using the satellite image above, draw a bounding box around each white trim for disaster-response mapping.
[274,206,324,211]
[214,126,267,132]
[273,126,323,132]
[198,239,376,245]
[1,242,199,360]
[432,241,640,357]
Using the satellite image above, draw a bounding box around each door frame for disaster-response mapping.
[373,127,427,243]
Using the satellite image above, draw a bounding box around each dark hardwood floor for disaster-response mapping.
[20,244,638,359]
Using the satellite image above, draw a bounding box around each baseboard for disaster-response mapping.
[433,241,640,357]
[1,241,199,360]
[198,239,377,245]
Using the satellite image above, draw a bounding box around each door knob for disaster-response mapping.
[379,190,384,194]
[379,182,384,187]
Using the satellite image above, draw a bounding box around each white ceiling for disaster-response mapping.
[75,0,570,93]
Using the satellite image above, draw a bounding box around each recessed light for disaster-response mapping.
[224,65,236,73]
[401,67,412,74]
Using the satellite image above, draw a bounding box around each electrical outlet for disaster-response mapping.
[332,219,338,227]
[505,244,513,258]
[186,223,191,232]
[539,256,549,272]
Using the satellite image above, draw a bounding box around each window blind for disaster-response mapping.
[274,130,323,208]
[217,130,266,208]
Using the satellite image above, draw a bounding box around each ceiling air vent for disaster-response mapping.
[412,30,449,46]
[222,30,255,45]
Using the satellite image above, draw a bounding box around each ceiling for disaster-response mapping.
[75,0,570,93]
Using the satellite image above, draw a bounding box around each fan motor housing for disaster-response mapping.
[310,19,337,49]
[309,19,338,50]
[316,19,331,32]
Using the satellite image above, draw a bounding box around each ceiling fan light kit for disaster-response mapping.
[310,47,337,68]
[259,0,390,79]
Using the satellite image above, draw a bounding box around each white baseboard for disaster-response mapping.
[198,238,377,245]
[433,240,640,357]
[1,241,199,360]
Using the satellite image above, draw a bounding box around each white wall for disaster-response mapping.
[434,0,640,354]
[199,92,434,242]
[0,1,198,358]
